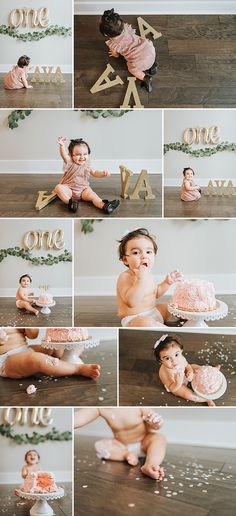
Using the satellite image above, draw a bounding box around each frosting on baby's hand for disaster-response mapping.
[143,411,164,426]
[166,270,183,285]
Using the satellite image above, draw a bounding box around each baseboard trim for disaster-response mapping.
[0,159,161,175]
[0,288,72,297]
[75,274,236,296]
[75,1,236,15]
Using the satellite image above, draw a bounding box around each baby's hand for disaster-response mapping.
[143,411,164,428]
[103,170,110,177]
[133,264,150,279]
[165,269,183,285]
[58,136,66,145]
[186,371,194,382]
[108,49,119,58]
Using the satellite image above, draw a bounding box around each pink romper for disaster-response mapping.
[59,160,92,200]
[181,178,201,202]
[106,23,156,77]
[4,65,27,89]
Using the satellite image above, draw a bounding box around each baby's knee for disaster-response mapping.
[94,439,113,459]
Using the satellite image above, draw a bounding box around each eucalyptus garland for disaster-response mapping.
[0,24,71,42]
[164,141,236,157]
[81,220,103,234]
[8,110,32,130]
[82,109,132,119]
[0,424,72,445]
[0,247,72,265]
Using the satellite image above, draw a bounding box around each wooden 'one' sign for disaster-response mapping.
[9,7,50,28]
[183,126,220,145]
[2,407,53,426]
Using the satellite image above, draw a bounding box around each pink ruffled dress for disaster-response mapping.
[181,178,201,202]
[4,65,27,89]
[106,23,156,77]
[59,160,93,200]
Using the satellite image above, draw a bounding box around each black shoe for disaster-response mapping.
[141,75,152,93]
[68,197,79,213]
[198,188,202,194]
[148,60,158,75]
[102,199,120,214]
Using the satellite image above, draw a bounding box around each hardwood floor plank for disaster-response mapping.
[0,75,72,109]
[0,298,72,327]
[164,188,236,218]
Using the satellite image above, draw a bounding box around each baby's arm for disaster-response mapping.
[57,137,70,164]
[18,287,31,301]
[184,179,199,191]
[185,362,194,382]
[117,270,148,308]
[22,465,29,479]
[74,408,100,428]
[90,169,110,178]
[156,269,183,298]
[21,73,33,89]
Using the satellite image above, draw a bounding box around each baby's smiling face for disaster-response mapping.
[26,451,39,465]
[122,236,155,271]
[159,344,183,370]
[184,169,193,181]
[71,143,89,165]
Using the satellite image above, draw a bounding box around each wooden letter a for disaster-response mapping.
[90,64,123,93]
[120,77,144,108]
[137,16,162,40]
[35,191,57,211]
[129,170,155,200]
[31,66,43,83]
[119,165,133,198]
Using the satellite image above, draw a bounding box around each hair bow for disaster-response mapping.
[154,334,168,349]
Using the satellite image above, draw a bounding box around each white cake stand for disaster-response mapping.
[18,488,64,516]
[35,301,56,315]
[41,338,100,364]
[192,373,227,400]
[167,299,228,327]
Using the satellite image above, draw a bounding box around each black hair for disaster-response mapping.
[17,55,30,68]
[19,274,32,284]
[68,138,91,157]
[183,167,195,177]
[118,228,158,264]
[99,8,124,37]
[25,450,40,463]
[153,335,183,362]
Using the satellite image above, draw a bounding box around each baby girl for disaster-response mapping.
[4,55,33,90]
[99,9,157,92]
[16,274,39,316]
[74,407,166,480]
[154,334,217,406]
[181,167,201,202]
[14,449,41,496]
[0,327,100,380]
[54,137,120,214]
[116,228,183,327]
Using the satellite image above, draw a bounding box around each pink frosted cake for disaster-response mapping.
[192,366,223,396]
[170,280,216,312]
[44,327,88,343]
[38,293,54,306]
[21,472,58,494]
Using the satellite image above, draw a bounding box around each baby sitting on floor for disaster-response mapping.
[74,407,166,480]
[0,328,100,380]
[154,334,219,406]
[16,274,39,316]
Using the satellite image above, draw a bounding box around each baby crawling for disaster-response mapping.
[74,407,166,480]
[154,334,220,406]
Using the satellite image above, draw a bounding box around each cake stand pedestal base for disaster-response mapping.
[167,299,228,328]
[36,301,56,315]
[18,488,64,516]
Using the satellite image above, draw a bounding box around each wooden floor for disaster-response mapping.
[0,74,72,108]
[119,330,236,406]
[0,174,161,218]
[0,483,72,515]
[74,294,236,327]
[0,298,72,327]
[0,340,117,407]
[74,15,236,108]
[164,187,236,218]
[75,435,236,516]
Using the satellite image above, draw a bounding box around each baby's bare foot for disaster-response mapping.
[207,399,215,407]
[34,310,39,316]
[141,464,165,481]
[126,452,139,466]
[78,364,100,379]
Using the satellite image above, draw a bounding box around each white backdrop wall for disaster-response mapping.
[164,110,236,186]
[0,407,72,483]
[0,219,72,296]
[75,0,236,15]
[0,0,72,72]
[0,110,162,174]
[75,407,236,449]
[74,219,236,295]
